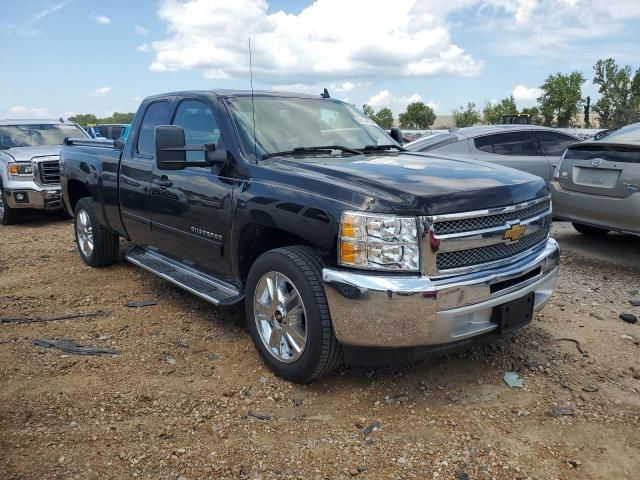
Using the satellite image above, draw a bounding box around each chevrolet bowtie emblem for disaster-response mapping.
[504,223,526,242]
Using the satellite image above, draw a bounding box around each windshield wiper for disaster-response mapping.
[360,144,407,153]
[261,145,362,160]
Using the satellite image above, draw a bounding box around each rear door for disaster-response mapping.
[120,99,174,244]
[558,143,640,198]
[472,131,551,180]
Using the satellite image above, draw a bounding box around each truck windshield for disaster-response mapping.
[226,96,392,159]
[0,124,87,149]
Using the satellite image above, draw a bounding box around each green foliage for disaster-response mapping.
[398,102,436,129]
[68,112,135,125]
[592,58,640,128]
[452,103,481,127]
[68,113,98,125]
[537,72,585,127]
[362,104,375,118]
[482,96,517,124]
[370,107,394,129]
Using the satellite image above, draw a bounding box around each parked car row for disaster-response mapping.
[406,123,640,237]
[2,90,636,382]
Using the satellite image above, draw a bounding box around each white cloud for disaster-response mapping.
[87,87,112,96]
[367,89,392,108]
[137,43,150,53]
[1,2,67,35]
[91,15,111,25]
[6,106,49,117]
[149,0,483,80]
[270,81,369,97]
[135,24,149,35]
[512,85,542,102]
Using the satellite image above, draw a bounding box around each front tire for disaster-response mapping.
[572,222,610,236]
[245,246,342,383]
[0,186,21,225]
[74,197,120,267]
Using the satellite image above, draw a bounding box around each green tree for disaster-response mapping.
[482,96,517,124]
[452,102,481,127]
[398,102,436,129]
[537,72,585,127]
[362,104,375,118]
[370,107,394,129]
[592,58,640,128]
[68,113,98,125]
[68,112,135,125]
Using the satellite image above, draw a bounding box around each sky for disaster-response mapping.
[2,0,640,120]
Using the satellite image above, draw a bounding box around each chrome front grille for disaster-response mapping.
[422,196,552,276]
[436,227,549,271]
[37,160,61,185]
[433,197,550,235]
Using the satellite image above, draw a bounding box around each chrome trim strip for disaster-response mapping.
[429,194,551,222]
[437,210,550,253]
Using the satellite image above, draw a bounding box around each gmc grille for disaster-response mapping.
[38,160,61,185]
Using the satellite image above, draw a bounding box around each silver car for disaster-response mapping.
[405,125,579,182]
[0,119,88,225]
[550,122,640,236]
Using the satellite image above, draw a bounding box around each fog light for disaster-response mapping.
[14,192,28,203]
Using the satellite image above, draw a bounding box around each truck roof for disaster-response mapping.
[143,89,335,101]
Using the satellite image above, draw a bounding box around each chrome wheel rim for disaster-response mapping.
[254,271,307,363]
[76,209,94,257]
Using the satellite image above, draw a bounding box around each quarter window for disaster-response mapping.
[474,132,541,156]
[534,131,577,156]
[137,101,171,157]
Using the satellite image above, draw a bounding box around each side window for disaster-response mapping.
[534,131,577,156]
[172,100,220,161]
[474,132,541,156]
[137,101,171,157]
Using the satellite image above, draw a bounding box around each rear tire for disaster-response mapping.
[245,246,342,383]
[572,222,610,236]
[74,197,120,267]
[0,186,21,225]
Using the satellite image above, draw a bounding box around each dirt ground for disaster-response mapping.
[1,214,639,480]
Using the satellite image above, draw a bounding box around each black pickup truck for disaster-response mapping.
[60,90,559,382]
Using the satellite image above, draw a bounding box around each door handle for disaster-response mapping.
[156,176,173,188]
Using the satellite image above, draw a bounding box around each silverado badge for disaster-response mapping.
[504,223,526,242]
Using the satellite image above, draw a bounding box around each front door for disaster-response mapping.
[150,98,236,280]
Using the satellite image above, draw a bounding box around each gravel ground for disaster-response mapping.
[1,215,639,480]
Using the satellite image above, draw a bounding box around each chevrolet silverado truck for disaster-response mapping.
[60,90,559,382]
[0,119,89,225]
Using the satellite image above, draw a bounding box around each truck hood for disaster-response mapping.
[1,145,61,162]
[259,152,548,215]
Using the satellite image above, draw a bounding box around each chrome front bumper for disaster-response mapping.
[323,238,560,348]
[2,186,62,210]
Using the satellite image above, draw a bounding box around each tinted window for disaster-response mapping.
[474,132,541,156]
[534,131,577,156]
[406,133,457,152]
[137,101,171,157]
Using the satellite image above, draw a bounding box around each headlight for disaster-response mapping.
[339,211,420,271]
[8,163,33,176]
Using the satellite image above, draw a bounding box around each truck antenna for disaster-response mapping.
[249,37,257,162]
